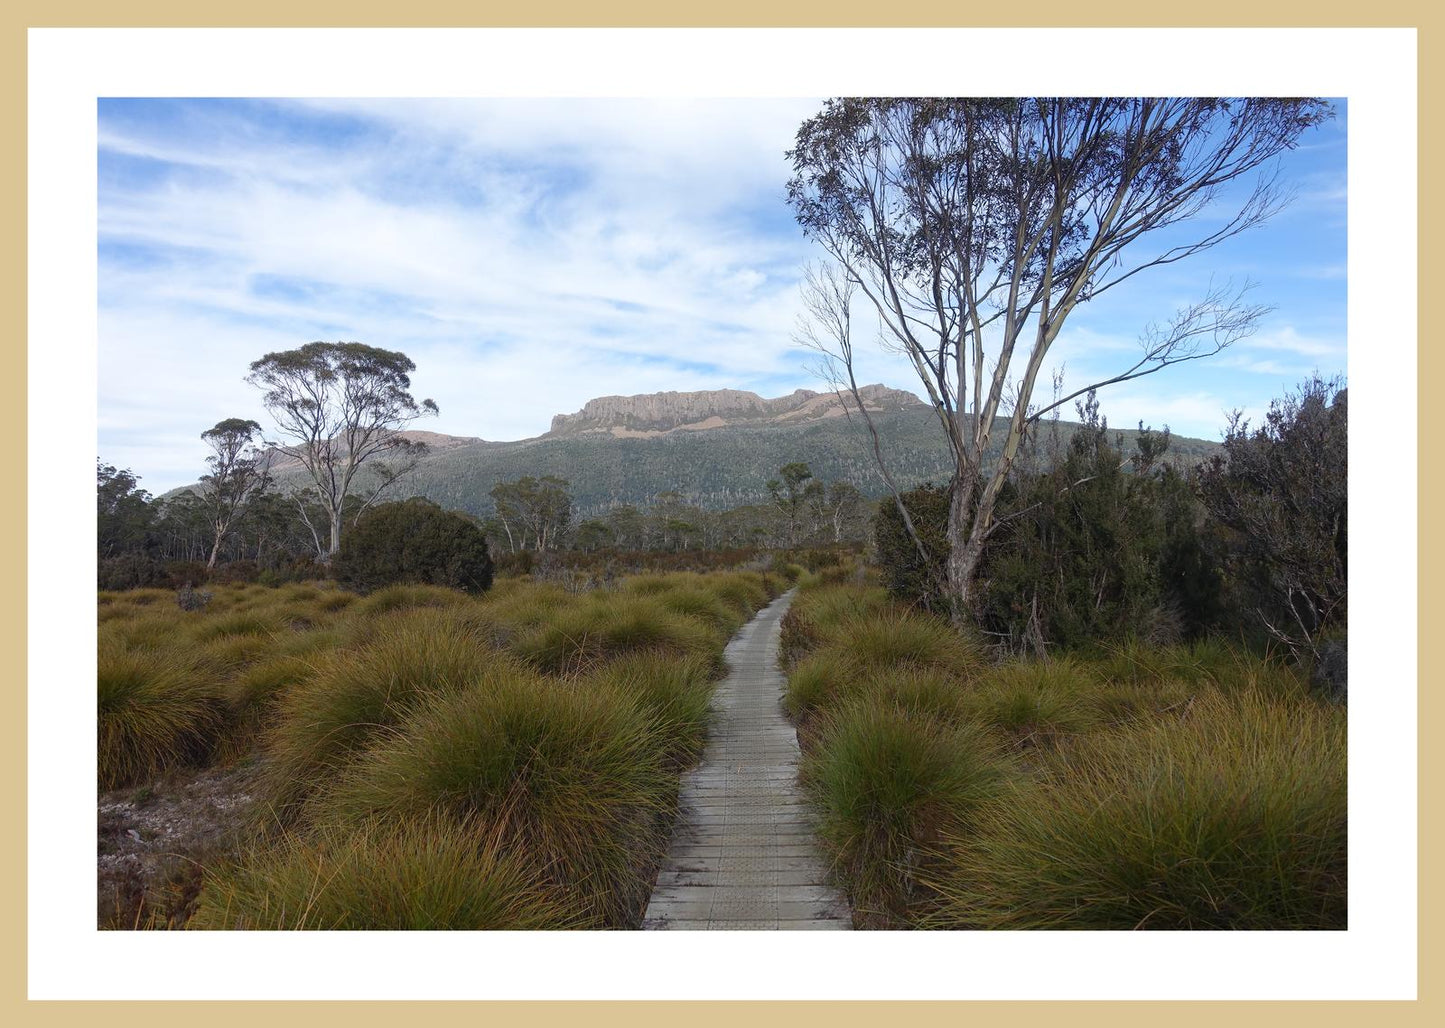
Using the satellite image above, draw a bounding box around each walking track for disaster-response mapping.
[642,588,852,930]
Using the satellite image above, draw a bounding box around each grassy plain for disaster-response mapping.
[97,570,783,929]
[779,576,1347,930]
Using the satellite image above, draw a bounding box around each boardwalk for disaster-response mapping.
[642,588,852,930]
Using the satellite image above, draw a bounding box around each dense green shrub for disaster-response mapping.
[334,498,494,595]
[871,483,952,614]
[1196,375,1347,672]
[97,553,168,591]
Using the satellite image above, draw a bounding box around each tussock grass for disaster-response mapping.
[510,593,719,677]
[586,652,718,767]
[922,686,1347,930]
[98,636,226,789]
[315,590,356,613]
[350,583,472,619]
[801,698,1010,927]
[704,571,776,615]
[841,610,984,675]
[190,816,583,930]
[785,608,983,725]
[315,671,674,926]
[260,612,498,821]
[956,659,1101,748]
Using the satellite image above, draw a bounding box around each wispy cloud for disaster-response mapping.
[98,97,1348,491]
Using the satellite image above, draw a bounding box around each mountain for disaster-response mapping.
[246,385,1220,520]
[546,384,921,438]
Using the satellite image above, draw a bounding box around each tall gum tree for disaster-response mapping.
[199,417,271,568]
[787,96,1333,623]
[246,341,438,558]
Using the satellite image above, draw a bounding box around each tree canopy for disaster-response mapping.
[788,96,1333,620]
[246,341,437,557]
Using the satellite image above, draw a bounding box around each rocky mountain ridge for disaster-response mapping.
[546,384,923,438]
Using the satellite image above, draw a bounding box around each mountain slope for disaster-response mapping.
[282,386,1221,519]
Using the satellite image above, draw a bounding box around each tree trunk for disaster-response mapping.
[328,511,342,559]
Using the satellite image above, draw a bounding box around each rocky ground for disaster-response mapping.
[97,762,264,929]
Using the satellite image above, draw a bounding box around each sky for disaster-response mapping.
[97,97,1348,494]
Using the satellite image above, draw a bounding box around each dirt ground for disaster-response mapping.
[97,762,264,929]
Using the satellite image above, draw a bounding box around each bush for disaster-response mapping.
[1196,375,1347,663]
[334,498,494,595]
[97,553,167,591]
[871,483,952,614]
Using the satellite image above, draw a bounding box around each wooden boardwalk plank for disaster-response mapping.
[642,589,852,931]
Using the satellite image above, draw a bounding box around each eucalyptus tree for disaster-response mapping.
[788,96,1332,621]
[246,341,437,558]
[199,417,271,567]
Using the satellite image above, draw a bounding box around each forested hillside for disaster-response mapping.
[265,405,1222,519]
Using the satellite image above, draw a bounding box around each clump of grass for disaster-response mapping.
[315,671,674,926]
[956,658,1101,748]
[586,652,718,767]
[228,652,318,714]
[189,816,583,930]
[482,583,574,635]
[188,611,286,645]
[315,590,356,613]
[510,593,718,676]
[349,583,471,618]
[102,611,180,651]
[260,612,498,821]
[839,610,985,677]
[784,606,983,726]
[781,583,893,664]
[704,571,775,616]
[801,698,1010,927]
[651,585,742,638]
[98,637,226,789]
[922,685,1347,930]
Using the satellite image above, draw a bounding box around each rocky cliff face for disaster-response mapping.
[546,384,922,438]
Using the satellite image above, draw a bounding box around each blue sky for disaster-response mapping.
[97,97,1347,493]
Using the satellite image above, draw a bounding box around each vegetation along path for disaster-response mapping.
[643,588,852,930]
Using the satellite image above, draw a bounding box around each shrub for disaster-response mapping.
[190,816,582,930]
[1196,375,1347,664]
[176,584,213,612]
[208,561,260,585]
[334,498,494,595]
[922,686,1347,929]
[97,553,167,591]
[871,482,952,613]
